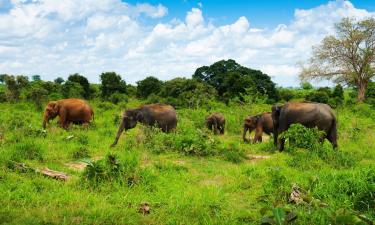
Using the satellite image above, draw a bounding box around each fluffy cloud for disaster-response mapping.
[0,0,374,86]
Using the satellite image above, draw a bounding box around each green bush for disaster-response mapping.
[280,124,325,151]
[82,152,140,186]
[306,90,330,104]
[108,92,128,105]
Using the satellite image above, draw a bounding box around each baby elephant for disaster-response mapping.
[205,113,225,135]
[243,112,273,143]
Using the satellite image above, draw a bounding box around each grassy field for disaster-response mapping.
[0,100,374,224]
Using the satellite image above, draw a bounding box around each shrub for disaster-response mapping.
[82,152,139,186]
[71,147,90,159]
[97,102,115,111]
[306,90,330,104]
[108,92,128,105]
[220,143,246,163]
[280,124,325,151]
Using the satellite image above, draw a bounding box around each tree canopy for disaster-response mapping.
[100,72,127,99]
[136,76,163,99]
[300,17,375,102]
[68,73,91,99]
[193,59,278,102]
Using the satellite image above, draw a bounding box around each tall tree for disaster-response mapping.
[32,75,41,82]
[193,59,278,101]
[68,73,90,99]
[3,75,29,101]
[136,76,163,99]
[100,72,127,99]
[54,77,65,84]
[300,18,375,102]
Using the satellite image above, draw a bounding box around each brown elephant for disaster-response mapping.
[111,104,177,147]
[205,113,225,135]
[243,112,273,143]
[42,98,94,129]
[272,102,338,151]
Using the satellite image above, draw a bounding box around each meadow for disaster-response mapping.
[0,99,374,224]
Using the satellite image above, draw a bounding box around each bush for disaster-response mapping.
[108,92,128,105]
[306,90,330,104]
[82,152,140,186]
[280,124,325,151]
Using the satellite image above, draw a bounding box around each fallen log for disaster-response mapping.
[12,162,70,181]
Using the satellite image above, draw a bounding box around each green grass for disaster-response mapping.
[0,100,374,224]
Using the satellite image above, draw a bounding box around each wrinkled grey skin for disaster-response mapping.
[243,112,273,143]
[205,113,225,135]
[271,102,338,151]
[111,104,177,147]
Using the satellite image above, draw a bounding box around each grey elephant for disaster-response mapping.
[111,103,177,147]
[243,112,273,143]
[205,112,225,135]
[271,102,338,151]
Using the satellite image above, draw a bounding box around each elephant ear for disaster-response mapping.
[136,111,144,122]
[53,102,60,113]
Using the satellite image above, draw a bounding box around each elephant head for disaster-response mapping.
[111,109,143,147]
[243,115,260,142]
[271,105,282,146]
[42,101,60,128]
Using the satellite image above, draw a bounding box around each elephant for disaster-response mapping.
[42,98,94,129]
[243,112,273,143]
[111,103,177,147]
[205,113,225,135]
[271,102,338,151]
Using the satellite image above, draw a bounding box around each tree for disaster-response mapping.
[61,81,84,98]
[3,75,29,101]
[193,59,278,102]
[300,82,313,90]
[300,18,375,102]
[136,76,163,99]
[54,77,65,84]
[0,74,6,84]
[100,72,127,99]
[161,78,217,108]
[26,83,48,110]
[68,73,90,99]
[32,75,41,82]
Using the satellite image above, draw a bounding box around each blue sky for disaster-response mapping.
[0,0,374,86]
[124,0,375,27]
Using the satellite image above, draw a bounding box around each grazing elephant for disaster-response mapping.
[42,98,94,129]
[271,102,337,151]
[205,113,225,135]
[111,104,177,147]
[243,112,273,143]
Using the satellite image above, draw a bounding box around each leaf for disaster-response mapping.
[335,215,365,225]
[285,212,298,223]
[272,208,286,225]
[260,216,275,225]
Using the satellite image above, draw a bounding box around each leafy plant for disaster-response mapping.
[260,207,297,225]
[280,124,325,151]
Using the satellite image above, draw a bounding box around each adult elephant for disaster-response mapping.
[111,104,177,147]
[205,113,225,135]
[243,112,273,143]
[42,98,94,129]
[271,102,337,151]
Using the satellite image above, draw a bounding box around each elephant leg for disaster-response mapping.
[278,138,285,152]
[219,125,224,135]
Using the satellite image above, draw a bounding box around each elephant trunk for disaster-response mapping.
[111,119,126,147]
[42,112,49,129]
[243,125,249,142]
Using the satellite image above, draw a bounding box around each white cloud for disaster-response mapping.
[135,3,168,18]
[0,0,374,86]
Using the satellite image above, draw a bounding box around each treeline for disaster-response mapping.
[0,59,374,109]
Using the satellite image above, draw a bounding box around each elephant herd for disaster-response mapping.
[42,98,338,151]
